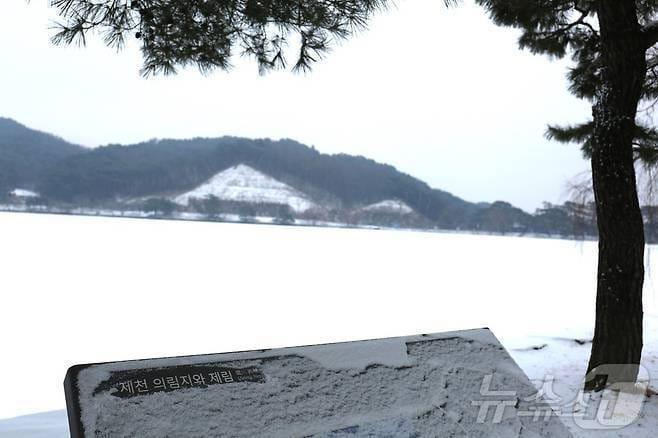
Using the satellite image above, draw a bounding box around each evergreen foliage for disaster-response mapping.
[141,197,178,214]
[51,0,388,75]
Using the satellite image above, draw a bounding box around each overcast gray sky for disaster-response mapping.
[0,0,591,212]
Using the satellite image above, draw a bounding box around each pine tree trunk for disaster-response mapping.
[585,0,646,391]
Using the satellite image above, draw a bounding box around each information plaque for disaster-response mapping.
[64,329,572,437]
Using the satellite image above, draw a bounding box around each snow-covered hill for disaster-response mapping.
[361,199,415,215]
[173,164,316,213]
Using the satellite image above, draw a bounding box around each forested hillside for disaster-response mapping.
[0,118,85,193]
[0,117,610,238]
[38,136,479,228]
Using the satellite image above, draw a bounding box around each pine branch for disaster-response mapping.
[546,121,594,143]
[50,0,391,76]
[546,120,658,162]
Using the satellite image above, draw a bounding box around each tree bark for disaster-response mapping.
[585,0,646,391]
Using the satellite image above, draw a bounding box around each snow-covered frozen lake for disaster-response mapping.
[1,211,657,436]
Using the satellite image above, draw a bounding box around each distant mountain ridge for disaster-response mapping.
[0,118,85,192]
[0,117,599,237]
[13,123,480,228]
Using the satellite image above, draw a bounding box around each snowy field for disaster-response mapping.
[0,211,657,437]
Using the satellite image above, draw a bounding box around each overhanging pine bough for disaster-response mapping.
[50,0,388,75]
[50,0,658,391]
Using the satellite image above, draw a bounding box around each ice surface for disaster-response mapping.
[1,212,657,437]
[0,410,67,438]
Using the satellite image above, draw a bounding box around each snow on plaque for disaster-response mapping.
[64,329,573,437]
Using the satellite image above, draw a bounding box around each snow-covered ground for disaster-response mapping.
[0,211,657,437]
[361,199,415,214]
[173,164,317,212]
[9,188,40,198]
[0,411,68,438]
